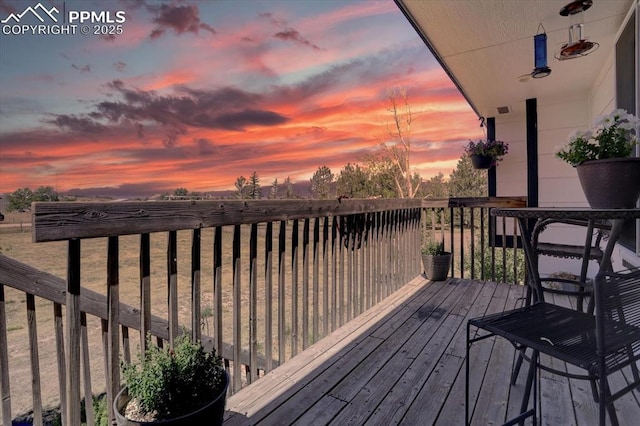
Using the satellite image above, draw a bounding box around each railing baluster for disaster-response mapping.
[122,326,131,364]
[232,224,242,392]
[26,294,42,426]
[278,221,286,364]
[512,218,519,283]
[459,207,465,279]
[346,216,353,321]
[338,216,345,326]
[312,217,320,342]
[470,208,476,279]
[53,303,66,425]
[322,217,329,336]
[291,219,299,356]
[358,213,370,313]
[167,231,178,346]
[192,228,202,342]
[264,222,273,373]
[331,217,338,332]
[302,218,310,350]
[480,208,486,280]
[100,318,109,425]
[249,223,258,383]
[375,212,381,303]
[213,227,223,358]
[80,313,94,426]
[0,284,10,426]
[501,217,508,283]
[140,233,151,354]
[364,213,371,311]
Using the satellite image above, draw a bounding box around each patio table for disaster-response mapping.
[491,207,640,304]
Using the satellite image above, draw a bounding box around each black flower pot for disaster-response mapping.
[470,154,493,169]
[576,158,640,209]
[113,371,229,426]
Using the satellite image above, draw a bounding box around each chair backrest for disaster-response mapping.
[594,269,640,356]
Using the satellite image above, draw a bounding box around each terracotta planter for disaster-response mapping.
[470,154,493,169]
[576,157,640,209]
[113,372,229,426]
[422,252,451,281]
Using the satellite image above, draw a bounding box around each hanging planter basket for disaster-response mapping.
[576,157,640,209]
[470,154,494,169]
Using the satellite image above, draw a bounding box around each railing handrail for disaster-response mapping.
[421,196,527,209]
[32,198,424,242]
[32,197,527,242]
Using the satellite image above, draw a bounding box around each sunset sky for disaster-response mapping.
[0,0,484,198]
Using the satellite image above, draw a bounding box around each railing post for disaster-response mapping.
[65,238,81,426]
[264,222,273,373]
[107,236,120,425]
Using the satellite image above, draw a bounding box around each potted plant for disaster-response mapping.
[113,334,229,425]
[464,139,509,169]
[421,240,451,281]
[555,108,640,208]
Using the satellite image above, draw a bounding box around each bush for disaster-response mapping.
[122,334,225,421]
[463,244,525,284]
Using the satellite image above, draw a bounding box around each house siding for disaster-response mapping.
[495,51,623,278]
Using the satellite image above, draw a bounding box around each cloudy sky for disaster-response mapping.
[0,0,484,198]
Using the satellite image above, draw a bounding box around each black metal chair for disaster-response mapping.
[465,269,640,426]
[510,218,610,393]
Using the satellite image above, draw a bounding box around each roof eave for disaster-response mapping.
[393,0,482,119]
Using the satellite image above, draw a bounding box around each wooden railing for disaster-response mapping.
[0,196,525,426]
[422,196,528,284]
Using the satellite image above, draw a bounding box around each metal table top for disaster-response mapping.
[491,207,640,221]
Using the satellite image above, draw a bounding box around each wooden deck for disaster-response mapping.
[224,277,640,425]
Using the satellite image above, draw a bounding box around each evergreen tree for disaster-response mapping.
[248,171,261,199]
[448,155,487,197]
[336,163,370,198]
[310,166,334,199]
[269,178,279,199]
[284,176,295,199]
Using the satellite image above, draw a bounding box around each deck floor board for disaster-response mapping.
[225,278,640,425]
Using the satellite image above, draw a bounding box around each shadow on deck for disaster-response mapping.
[224,277,640,425]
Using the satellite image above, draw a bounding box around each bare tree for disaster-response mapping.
[381,87,421,198]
